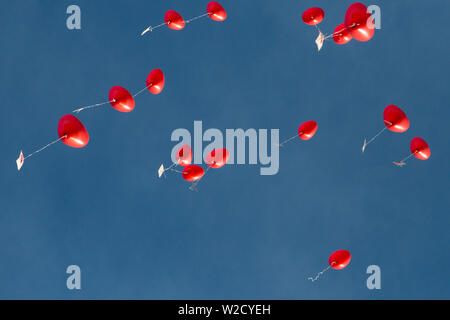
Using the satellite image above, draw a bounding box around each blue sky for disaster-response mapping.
[0,0,449,299]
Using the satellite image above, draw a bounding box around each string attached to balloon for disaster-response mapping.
[73,100,116,114]
[16,136,66,171]
[307,264,333,282]
[141,1,227,36]
[308,250,351,282]
[362,125,389,153]
[362,105,409,153]
[393,137,430,167]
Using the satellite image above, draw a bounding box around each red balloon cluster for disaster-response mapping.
[141,1,227,36]
[183,147,230,186]
[159,145,230,190]
[362,105,409,154]
[16,68,165,171]
[301,2,375,51]
[363,104,431,166]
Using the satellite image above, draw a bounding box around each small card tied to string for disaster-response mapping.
[158,164,165,178]
[16,151,24,171]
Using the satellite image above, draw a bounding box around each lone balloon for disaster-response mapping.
[308,249,351,282]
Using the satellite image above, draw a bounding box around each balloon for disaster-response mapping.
[302,7,325,26]
[205,148,230,169]
[182,165,205,182]
[410,137,431,160]
[329,250,351,270]
[207,1,227,21]
[57,115,89,148]
[333,23,352,45]
[298,120,318,140]
[109,86,135,112]
[165,10,185,30]
[344,3,375,42]
[176,145,193,167]
[383,105,410,133]
[146,69,165,95]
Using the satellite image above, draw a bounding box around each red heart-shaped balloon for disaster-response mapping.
[109,86,135,112]
[383,105,409,133]
[205,148,230,169]
[410,137,431,160]
[333,23,352,45]
[146,69,165,95]
[182,165,205,182]
[165,10,185,30]
[57,114,89,148]
[298,120,318,140]
[302,7,325,26]
[344,3,375,42]
[176,144,193,167]
[329,250,351,270]
[207,1,227,21]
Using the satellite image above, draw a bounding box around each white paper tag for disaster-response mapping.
[362,139,367,153]
[158,164,165,178]
[315,31,324,52]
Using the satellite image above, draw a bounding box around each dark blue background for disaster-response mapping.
[0,0,449,299]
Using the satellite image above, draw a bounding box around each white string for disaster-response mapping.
[399,151,417,163]
[141,22,166,35]
[23,135,66,160]
[185,13,210,24]
[278,134,299,147]
[141,12,211,36]
[73,100,116,114]
[323,23,357,40]
[132,82,153,98]
[162,163,178,177]
[313,24,323,35]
